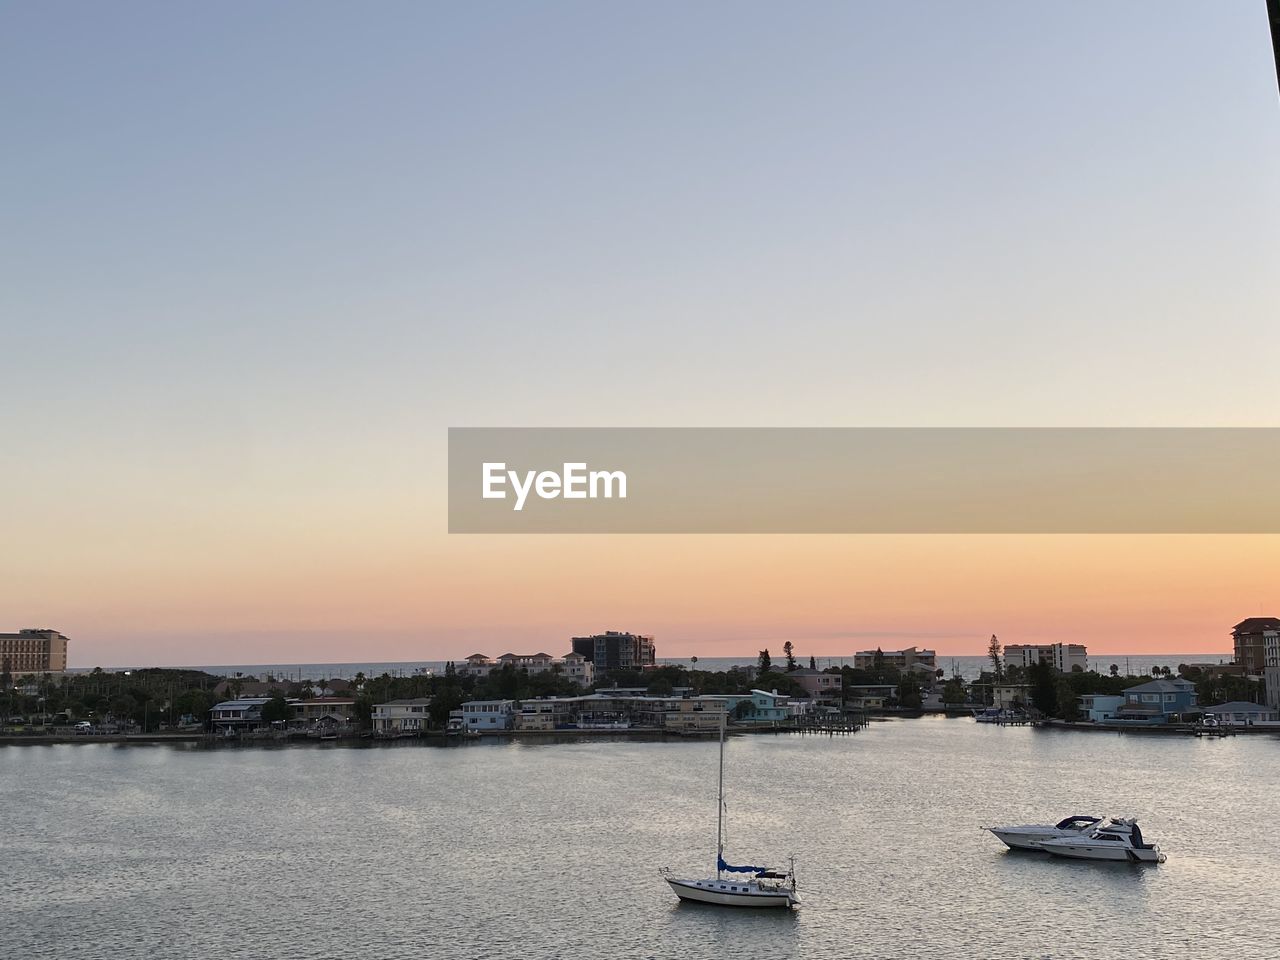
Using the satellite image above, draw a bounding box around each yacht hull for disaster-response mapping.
[1042,843,1163,863]
[667,878,798,908]
[987,829,1062,851]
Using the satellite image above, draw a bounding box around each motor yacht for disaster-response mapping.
[1038,817,1165,863]
[983,815,1101,851]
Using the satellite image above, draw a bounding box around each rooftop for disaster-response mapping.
[1233,617,1280,633]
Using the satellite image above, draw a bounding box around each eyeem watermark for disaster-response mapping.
[450,427,1280,533]
[482,462,627,511]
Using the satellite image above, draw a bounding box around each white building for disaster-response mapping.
[1004,643,1088,673]
[372,698,433,734]
[852,646,937,673]
[1203,701,1278,725]
[1264,628,1280,711]
[457,652,593,686]
[462,699,516,731]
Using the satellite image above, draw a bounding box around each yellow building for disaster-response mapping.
[0,628,70,676]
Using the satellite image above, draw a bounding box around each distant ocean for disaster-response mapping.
[80,653,1235,683]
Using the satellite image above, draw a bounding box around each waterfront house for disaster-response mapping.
[1203,701,1278,725]
[292,698,356,724]
[786,668,843,704]
[462,699,516,731]
[846,684,896,709]
[1077,694,1125,722]
[1114,677,1198,723]
[663,697,727,733]
[723,690,794,723]
[209,698,276,731]
[516,698,576,730]
[992,684,1031,711]
[372,698,433,734]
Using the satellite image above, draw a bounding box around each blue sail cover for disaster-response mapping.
[718,856,769,874]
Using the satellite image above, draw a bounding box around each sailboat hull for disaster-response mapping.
[667,878,798,908]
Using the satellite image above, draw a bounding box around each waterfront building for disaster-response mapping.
[570,630,657,673]
[1077,694,1125,722]
[0,628,70,676]
[209,697,276,731]
[1003,643,1088,673]
[663,697,727,733]
[852,646,937,674]
[372,698,433,734]
[1113,678,1198,723]
[786,668,843,704]
[992,684,1031,711]
[462,699,516,731]
[1232,617,1279,673]
[846,684,896,709]
[723,689,795,723]
[1203,701,1278,724]
[293,701,358,732]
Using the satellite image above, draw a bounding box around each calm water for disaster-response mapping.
[2,719,1276,959]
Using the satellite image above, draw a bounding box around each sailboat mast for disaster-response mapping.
[716,714,725,879]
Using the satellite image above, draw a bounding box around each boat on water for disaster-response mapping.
[983,815,1102,851]
[662,717,800,909]
[1038,817,1166,863]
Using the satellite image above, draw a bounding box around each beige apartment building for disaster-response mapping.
[0,628,70,676]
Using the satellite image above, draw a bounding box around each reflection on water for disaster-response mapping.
[2,719,1277,959]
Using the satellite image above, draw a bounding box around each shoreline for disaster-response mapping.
[5,714,1277,747]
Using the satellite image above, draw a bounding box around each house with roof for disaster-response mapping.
[1113,677,1198,723]
[723,690,795,723]
[462,699,516,731]
[1203,701,1278,725]
[560,651,594,686]
[786,668,842,704]
[372,698,433,734]
[1077,694,1125,722]
[209,698,276,731]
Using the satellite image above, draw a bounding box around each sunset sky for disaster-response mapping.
[3,2,1278,666]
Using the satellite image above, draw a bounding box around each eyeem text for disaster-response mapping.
[482,462,628,511]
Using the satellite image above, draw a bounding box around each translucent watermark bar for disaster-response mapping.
[448,428,1280,533]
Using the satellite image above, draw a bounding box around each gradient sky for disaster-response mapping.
[2,2,1278,666]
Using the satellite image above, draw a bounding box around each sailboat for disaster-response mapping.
[662,716,800,908]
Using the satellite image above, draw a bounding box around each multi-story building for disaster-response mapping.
[1233,617,1279,674]
[1113,677,1198,724]
[372,698,433,734]
[1258,622,1280,712]
[462,699,516,731]
[560,652,594,686]
[0,628,70,676]
[1003,643,1088,673]
[458,652,594,686]
[852,646,937,674]
[571,630,656,674]
[786,667,843,704]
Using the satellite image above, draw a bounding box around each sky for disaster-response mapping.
[2,2,1278,666]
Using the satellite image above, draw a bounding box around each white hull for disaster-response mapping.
[988,829,1062,851]
[1042,843,1163,863]
[667,878,798,908]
